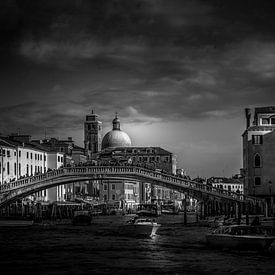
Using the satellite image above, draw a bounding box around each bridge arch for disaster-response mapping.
[0,166,265,215]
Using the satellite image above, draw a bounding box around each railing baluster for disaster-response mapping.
[0,165,263,207]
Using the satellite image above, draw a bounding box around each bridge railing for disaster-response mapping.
[62,166,262,203]
[0,165,263,204]
[0,169,66,192]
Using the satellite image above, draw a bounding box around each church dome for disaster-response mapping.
[102,114,132,149]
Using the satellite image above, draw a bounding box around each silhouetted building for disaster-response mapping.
[84,110,102,159]
[242,106,275,215]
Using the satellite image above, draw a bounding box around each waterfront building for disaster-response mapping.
[242,106,275,215]
[0,134,65,202]
[88,113,181,209]
[207,176,244,194]
[33,137,88,201]
[0,138,18,185]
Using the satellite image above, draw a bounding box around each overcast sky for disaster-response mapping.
[1,0,275,177]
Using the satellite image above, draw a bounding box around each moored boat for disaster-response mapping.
[72,210,92,226]
[136,203,161,217]
[118,216,161,237]
[206,225,275,251]
[0,219,34,227]
[161,204,179,215]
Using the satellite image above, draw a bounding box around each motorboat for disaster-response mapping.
[118,216,161,237]
[161,204,179,215]
[136,203,161,217]
[206,225,275,251]
[72,210,92,226]
[0,219,34,227]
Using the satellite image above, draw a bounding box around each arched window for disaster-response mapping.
[254,154,261,167]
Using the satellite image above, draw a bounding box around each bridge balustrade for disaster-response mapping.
[0,165,265,206]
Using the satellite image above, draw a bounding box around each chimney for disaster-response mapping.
[245,108,251,129]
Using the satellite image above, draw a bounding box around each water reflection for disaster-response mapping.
[0,215,274,274]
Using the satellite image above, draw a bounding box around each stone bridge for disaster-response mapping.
[0,166,265,216]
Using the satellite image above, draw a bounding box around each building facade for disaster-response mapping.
[207,176,244,194]
[242,106,275,215]
[86,113,181,209]
[0,135,65,202]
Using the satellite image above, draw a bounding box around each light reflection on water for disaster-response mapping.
[0,214,275,274]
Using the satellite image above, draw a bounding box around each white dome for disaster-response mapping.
[102,114,132,149]
[102,130,132,149]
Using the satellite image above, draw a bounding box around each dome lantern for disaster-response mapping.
[112,112,120,130]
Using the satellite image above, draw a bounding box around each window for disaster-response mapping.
[40,155,42,161]
[112,194,116,200]
[26,164,29,175]
[104,184,107,191]
[7,162,10,175]
[111,184,115,190]
[104,194,107,201]
[252,135,263,145]
[254,154,261,167]
[14,151,16,156]
[30,153,33,159]
[27,152,29,159]
[58,156,60,162]
[44,155,46,162]
[19,151,21,157]
[254,177,261,186]
[7,150,10,157]
[14,163,16,175]
[31,165,33,175]
[35,154,37,160]
[19,163,21,176]
[261,118,269,125]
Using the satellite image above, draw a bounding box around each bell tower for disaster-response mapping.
[84,109,102,159]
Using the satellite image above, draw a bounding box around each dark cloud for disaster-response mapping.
[1,0,275,167]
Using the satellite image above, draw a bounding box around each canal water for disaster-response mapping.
[0,214,275,274]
